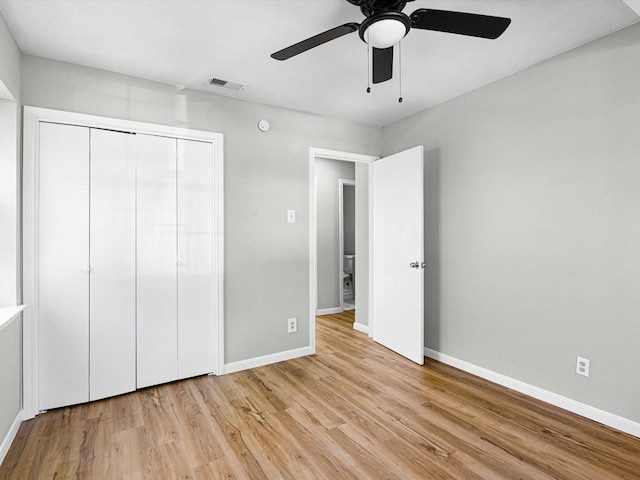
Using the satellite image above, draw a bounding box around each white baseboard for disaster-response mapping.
[223,346,313,375]
[0,409,22,466]
[353,322,369,334]
[316,307,342,316]
[424,348,640,439]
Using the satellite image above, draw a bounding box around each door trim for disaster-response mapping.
[22,106,225,419]
[309,147,378,354]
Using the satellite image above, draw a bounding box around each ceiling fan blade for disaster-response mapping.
[271,22,359,61]
[410,9,511,39]
[372,46,393,84]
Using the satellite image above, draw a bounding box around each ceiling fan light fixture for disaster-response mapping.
[366,18,407,48]
[359,12,410,49]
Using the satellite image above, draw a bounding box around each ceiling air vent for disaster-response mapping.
[207,76,247,92]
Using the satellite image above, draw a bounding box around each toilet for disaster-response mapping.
[343,255,355,303]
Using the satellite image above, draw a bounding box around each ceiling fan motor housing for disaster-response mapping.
[347,0,411,17]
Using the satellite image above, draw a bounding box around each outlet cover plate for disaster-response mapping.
[576,356,590,377]
[288,317,297,334]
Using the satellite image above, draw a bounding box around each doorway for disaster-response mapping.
[309,145,427,365]
[315,158,354,315]
[308,148,377,354]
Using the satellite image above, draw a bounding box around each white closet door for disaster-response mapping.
[137,134,178,389]
[177,139,214,379]
[38,122,90,410]
[89,129,137,400]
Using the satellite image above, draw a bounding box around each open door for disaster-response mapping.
[372,146,424,364]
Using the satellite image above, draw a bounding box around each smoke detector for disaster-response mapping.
[206,76,247,92]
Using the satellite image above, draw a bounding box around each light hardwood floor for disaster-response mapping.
[2,310,639,479]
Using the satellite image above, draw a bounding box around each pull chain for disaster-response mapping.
[398,41,403,103]
[366,31,371,93]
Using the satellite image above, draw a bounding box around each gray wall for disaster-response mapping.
[354,163,370,328]
[0,9,21,307]
[316,158,355,310]
[0,319,21,444]
[343,185,355,255]
[0,99,18,306]
[21,55,380,364]
[382,22,640,423]
[0,9,22,457]
[0,11,20,97]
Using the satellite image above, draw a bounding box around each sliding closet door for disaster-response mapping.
[38,122,90,410]
[89,129,137,400]
[137,134,178,389]
[177,139,214,379]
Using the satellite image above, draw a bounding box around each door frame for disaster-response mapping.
[308,147,377,354]
[338,179,356,313]
[22,106,225,419]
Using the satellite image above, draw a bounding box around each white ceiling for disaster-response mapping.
[1,0,638,127]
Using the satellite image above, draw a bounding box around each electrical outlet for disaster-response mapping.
[288,318,297,334]
[576,356,590,377]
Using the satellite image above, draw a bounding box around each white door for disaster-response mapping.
[89,129,137,400]
[137,134,179,388]
[38,122,90,410]
[372,146,424,364]
[177,139,214,378]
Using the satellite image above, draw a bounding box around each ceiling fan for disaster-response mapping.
[271,0,511,85]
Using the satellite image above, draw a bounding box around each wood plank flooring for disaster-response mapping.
[2,310,639,479]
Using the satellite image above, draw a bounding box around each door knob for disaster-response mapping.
[409,261,420,269]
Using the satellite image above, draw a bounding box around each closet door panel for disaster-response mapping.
[38,122,90,410]
[89,129,137,401]
[137,134,178,388]
[177,139,214,379]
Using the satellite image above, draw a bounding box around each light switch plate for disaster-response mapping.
[287,210,296,223]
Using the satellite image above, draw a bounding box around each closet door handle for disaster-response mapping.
[81,266,92,273]
[176,260,184,267]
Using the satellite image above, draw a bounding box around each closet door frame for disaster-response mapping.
[22,106,224,419]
